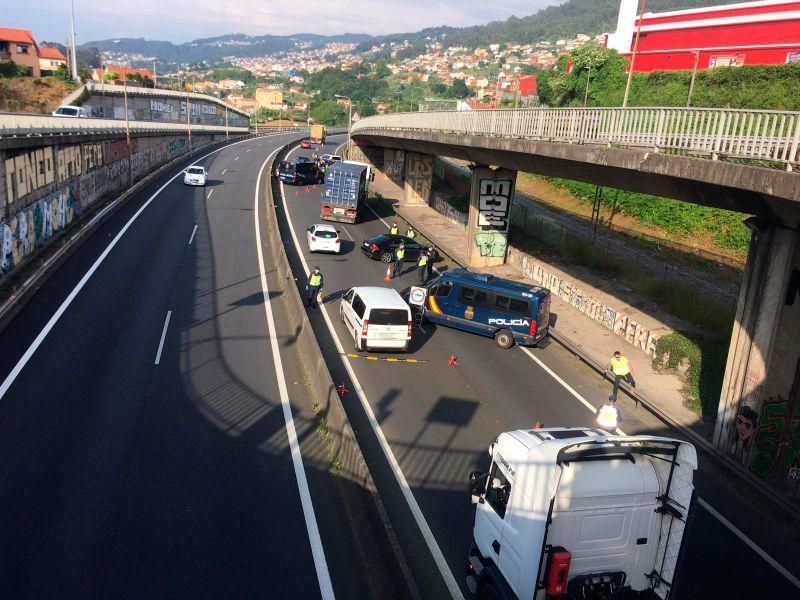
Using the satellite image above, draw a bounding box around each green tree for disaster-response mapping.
[53,63,70,82]
[447,78,471,99]
[375,60,391,78]
[311,99,346,125]
[103,70,120,82]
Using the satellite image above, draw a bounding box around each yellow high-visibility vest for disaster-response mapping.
[610,356,630,376]
[390,226,399,235]
[407,229,415,238]
[396,248,405,260]
[418,254,428,266]
[309,273,322,287]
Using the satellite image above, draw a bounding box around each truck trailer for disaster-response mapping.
[310,124,326,145]
[467,428,697,600]
[321,161,370,223]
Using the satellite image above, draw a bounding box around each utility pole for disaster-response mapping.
[335,94,352,154]
[622,0,646,108]
[185,78,192,155]
[583,64,592,107]
[69,0,79,82]
[123,65,132,187]
[686,50,700,107]
[153,60,157,88]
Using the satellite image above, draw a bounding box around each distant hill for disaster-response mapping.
[81,33,372,65]
[357,0,747,51]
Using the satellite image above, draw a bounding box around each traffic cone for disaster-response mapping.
[384,265,392,281]
[305,186,310,193]
[534,421,542,429]
[338,382,348,397]
[448,354,458,366]
[294,190,298,196]
[313,183,317,190]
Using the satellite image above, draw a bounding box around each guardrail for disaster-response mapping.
[353,107,800,171]
[0,114,252,138]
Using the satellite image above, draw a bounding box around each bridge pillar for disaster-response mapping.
[714,221,800,485]
[402,152,434,206]
[465,166,517,268]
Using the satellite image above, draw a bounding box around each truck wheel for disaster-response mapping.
[495,330,515,349]
[380,252,393,263]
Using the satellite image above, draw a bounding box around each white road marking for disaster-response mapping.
[278,175,464,599]
[206,188,214,199]
[0,136,262,402]
[339,225,354,241]
[519,346,800,588]
[154,311,172,365]
[255,148,335,600]
[188,224,198,245]
[221,168,227,176]
[246,148,252,153]
[234,156,239,161]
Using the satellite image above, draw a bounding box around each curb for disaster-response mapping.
[394,201,800,526]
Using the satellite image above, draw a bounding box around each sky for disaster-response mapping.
[2,0,566,44]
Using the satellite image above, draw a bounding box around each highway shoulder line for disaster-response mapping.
[279,146,464,599]
[254,147,335,600]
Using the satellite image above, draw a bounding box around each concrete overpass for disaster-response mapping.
[351,107,800,491]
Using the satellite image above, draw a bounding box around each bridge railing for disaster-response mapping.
[352,107,800,171]
[0,114,251,137]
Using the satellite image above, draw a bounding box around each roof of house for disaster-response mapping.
[39,46,66,60]
[94,66,154,80]
[0,27,37,46]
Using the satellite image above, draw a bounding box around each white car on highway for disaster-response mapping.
[306,224,341,253]
[183,166,208,186]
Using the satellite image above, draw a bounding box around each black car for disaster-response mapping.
[277,160,322,185]
[361,234,424,263]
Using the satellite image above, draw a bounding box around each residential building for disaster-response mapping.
[92,66,154,83]
[0,27,40,76]
[255,87,283,110]
[38,46,66,75]
[605,0,800,71]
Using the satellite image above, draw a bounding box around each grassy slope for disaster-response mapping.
[0,77,75,113]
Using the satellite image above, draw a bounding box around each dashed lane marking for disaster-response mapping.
[188,224,198,245]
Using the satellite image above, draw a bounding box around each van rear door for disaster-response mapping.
[366,308,409,343]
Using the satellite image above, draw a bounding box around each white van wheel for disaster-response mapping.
[494,330,515,349]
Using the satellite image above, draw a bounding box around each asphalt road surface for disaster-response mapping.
[0,133,402,599]
[277,137,800,599]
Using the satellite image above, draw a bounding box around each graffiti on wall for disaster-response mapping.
[0,185,78,275]
[168,137,187,156]
[404,153,433,205]
[477,178,512,231]
[520,254,660,355]
[384,149,405,182]
[474,232,508,258]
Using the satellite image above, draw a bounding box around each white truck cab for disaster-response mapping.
[467,428,697,600]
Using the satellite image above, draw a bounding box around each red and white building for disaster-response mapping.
[605,0,800,71]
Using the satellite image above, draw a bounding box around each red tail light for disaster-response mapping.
[346,209,355,215]
[407,322,412,338]
[545,548,571,596]
[322,206,333,214]
[311,236,317,242]
[335,238,340,244]
[370,243,379,251]
[529,319,538,337]
[361,319,369,337]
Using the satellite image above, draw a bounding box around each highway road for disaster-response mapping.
[277,137,800,599]
[0,133,403,599]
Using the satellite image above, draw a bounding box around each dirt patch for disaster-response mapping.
[0,77,75,113]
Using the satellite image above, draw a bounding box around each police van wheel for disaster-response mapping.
[380,252,393,263]
[495,330,515,349]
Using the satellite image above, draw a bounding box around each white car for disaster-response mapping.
[307,224,341,253]
[52,105,89,118]
[184,166,208,186]
[320,154,342,165]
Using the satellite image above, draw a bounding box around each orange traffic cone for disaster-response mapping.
[294,190,298,196]
[313,183,317,190]
[305,186,310,193]
[534,421,542,429]
[448,354,458,366]
[384,265,392,281]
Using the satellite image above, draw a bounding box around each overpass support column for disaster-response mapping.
[465,166,517,268]
[715,221,800,483]
[402,152,434,206]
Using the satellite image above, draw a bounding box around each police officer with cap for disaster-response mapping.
[306,266,324,308]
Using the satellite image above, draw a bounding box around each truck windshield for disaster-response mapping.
[369,309,408,326]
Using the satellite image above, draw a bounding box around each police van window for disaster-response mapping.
[431,281,452,297]
[495,295,530,317]
[352,295,366,319]
[485,462,511,519]
[459,286,489,308]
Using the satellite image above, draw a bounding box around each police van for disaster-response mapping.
[420,269,550,349]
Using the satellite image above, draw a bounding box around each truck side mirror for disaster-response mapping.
[488,442,496,459]
[469,470,488,504]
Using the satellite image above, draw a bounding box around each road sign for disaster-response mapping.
[409,286,427,306]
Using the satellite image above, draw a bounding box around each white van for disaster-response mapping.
[52,105,89,118]
[339,286,412,352]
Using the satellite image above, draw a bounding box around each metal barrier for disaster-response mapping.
[0,114,254,137]
[353,107,800,171]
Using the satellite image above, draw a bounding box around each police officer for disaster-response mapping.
[393,243,405,278]
[390,222,399,235]
[606,350,636,402]
[426,246,436,280]
[417,250,429,284]
[406,226,415,239]
[306,266,324,308]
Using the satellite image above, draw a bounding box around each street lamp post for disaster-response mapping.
[622,0,647,108]
[122,65,132,187]
[335,94,352,156]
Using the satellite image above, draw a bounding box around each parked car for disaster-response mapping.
[319,154,342,166]
[52,105,89,118]
[277,160,322,185]
[306,223,341,253]
[339,286,412,352]
[275,160,292,177]
[300,139,312,149]
[183,165,208,186]
[361,234,424,263]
